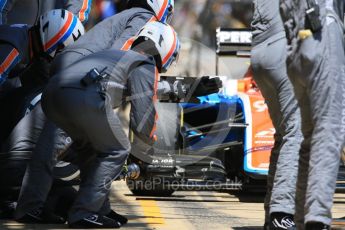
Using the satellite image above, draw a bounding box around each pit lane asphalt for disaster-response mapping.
[2,181,345,230]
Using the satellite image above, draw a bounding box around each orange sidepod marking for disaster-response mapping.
[149,67,159,138]
[247,91,274,169]
[0,48,19,75]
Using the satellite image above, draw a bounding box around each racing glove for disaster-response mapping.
[157,80,186,101]
[158,76,223,102]
[187,76,223,97]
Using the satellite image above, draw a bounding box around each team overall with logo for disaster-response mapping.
[251,0,302,229]
[280,0,345,228]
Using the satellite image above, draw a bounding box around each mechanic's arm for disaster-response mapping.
[0,43,21,85]
[128,63,158,145]
[157,76,223,101]
[64,0,92,24]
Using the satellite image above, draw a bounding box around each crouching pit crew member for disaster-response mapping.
[22,21,180,228]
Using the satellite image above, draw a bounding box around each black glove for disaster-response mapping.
[172,80,186,100]
[188,76,222,97]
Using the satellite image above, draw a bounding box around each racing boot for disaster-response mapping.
[105,209,128,225]
[16,207,65,224]
[269,212,296,230]
[305,222,330,230]
[0,201,16,219]
[69,214,121,229]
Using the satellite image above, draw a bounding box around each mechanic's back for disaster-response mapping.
[71,8,154,51]
[51,0,174,75]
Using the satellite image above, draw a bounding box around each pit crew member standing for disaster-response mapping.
[0,0,92,25]
[40,21,180,228]
[279,0,345,229]
[251,0,302,229]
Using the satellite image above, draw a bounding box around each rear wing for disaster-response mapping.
[216,28,252,76]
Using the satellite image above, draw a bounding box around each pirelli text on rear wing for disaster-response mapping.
[216,28,252,76]
[216,28,252,56]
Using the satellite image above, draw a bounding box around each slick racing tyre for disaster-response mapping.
[153,102,180,154]
[127,102,180,197]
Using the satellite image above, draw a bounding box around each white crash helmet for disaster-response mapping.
[132,21,180,73]
[39,9,85,58]
[147,0,174,23]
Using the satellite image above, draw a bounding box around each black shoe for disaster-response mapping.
[0,201,16,219]
[16,208,65,224]
[306,222,330,230]
[264,222,269,230]
[269,212,296,230]
[69,214,121,229]
[105,210,128,225]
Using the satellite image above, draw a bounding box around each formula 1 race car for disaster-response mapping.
[126,28,275,196]
[127,28,345,197]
